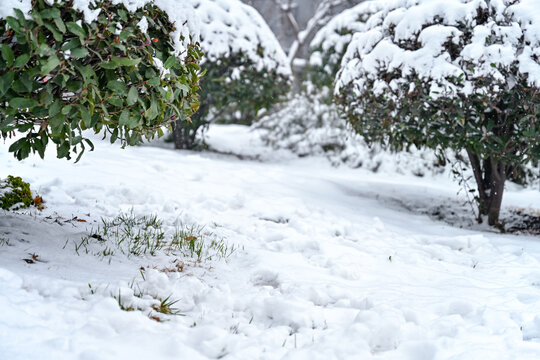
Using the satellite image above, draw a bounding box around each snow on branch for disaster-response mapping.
[0,0,291,76]
[273,0,356,66]
[336,0,540,99]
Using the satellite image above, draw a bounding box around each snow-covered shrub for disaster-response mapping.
[256,85,448,177]
[308,1,383,89]
[336,0,540,225]
[0,175,34,210]
[171,0,292,149]
[256,87,350,157]
[0,0,202,161]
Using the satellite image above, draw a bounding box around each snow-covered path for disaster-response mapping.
[1,126,540,360]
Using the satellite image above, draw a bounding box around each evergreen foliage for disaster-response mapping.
[172,53,290,150]
[0,175,33,210]
[171,0,291,149]
[0,0,201,161]
[337,0,540,225]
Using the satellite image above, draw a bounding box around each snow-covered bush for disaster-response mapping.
[256,85,449,177]
[0,175,34,210]
[171,0,292,149]
[308,1,383,89]
[0,0,201,161]
[336,0,540,225]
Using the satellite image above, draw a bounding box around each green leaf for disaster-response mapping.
[110,128,119,143]
[13,9,26,25]
[61,38,81,51]
[1,44,14,67]
[32,10,43,26]
[6,17,21,33]
[49,100,62,117]
[20,73,33,92]
[107,96,123,107]
[81,108,92,128]
[107,80,126,94]
[145,96,158,120]
[111,56,141,67]
[49,113,65,134]
[148,77,160,87]
[0,72,14,95]
[177,83,190,95]
[34,138,45,159]
[84,138,95,152]
[127,115,139,129]
[119,30,131,41]
[61,105,72,115]
[41,8,61,19]
[75,64,95,83]
[9,97,38,109]
[43,22,63,42]
[118,109,130,126]
[164,56,177,69]
[75,145,85,163]
[127,87,138,106]
[54,17,66,33]
[70,47,89,59]
[66,22,86,39]
[128,132,140,146]
[14,54,30,68]
[100,61,119,69]
[9,138,27,153]
[37,43,53,56]
[41,55,61,75]
[57,142,70,159]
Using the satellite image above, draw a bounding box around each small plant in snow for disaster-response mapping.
[0,175,42,210]
[75,210,236,261]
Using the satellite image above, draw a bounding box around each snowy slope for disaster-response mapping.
[1,125,540,359]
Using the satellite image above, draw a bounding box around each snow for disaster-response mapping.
[1,0,291,75]
[336,0,540,98]
[309,0,390,75]
[1,125,540,359]
[254,89,452,177]
[187,0,291,76]
[0,0,197,59]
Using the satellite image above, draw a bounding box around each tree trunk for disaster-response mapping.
[466,149,506,226]
[487,158,506,226]
[172,121,195,150]
[466,148,489,218]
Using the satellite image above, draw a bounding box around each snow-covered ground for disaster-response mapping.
[1,125,540,360]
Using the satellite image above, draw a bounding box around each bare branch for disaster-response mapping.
[283,0,353,65]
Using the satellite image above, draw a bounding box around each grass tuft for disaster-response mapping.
[72,210,236,262]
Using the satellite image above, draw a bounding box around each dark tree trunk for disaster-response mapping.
[487,158,506,226]
[171,121,196,150]
[466,148,507,226]
[466,148,489,216]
